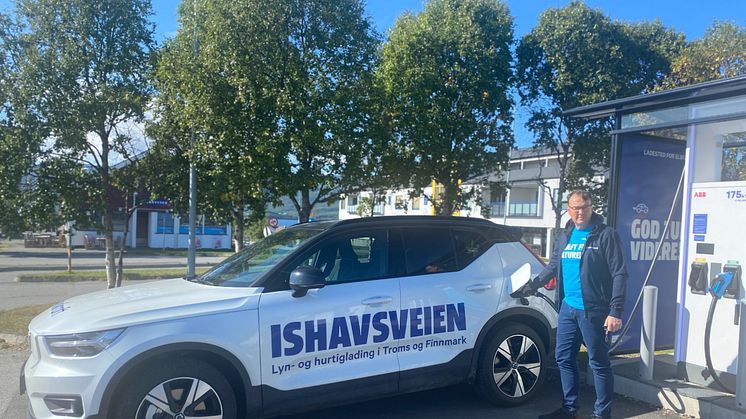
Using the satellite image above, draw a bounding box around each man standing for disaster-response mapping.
[263,217,282,238]
[512,190,628,419]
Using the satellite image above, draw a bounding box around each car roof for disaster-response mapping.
[317,216,522,242]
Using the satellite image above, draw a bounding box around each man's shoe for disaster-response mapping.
[538,407,579,419]
[589,415,609,419]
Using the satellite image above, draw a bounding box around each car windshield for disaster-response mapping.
[194,225,328,287]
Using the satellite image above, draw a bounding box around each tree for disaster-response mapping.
[659,21,746,89]
[377,0,514,216]
[516,2,684,231]
[148,0,293,251]
[14,0,155,288]
[273,0,381,223]
[0,13,33,237]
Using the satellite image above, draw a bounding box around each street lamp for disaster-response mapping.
[187,0,199,279]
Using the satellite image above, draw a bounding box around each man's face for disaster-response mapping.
[269,218,278,227]
[567,194,592,230]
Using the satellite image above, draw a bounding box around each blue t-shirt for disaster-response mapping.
[561,227,591,310]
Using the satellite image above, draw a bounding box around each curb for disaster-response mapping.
[13,264,216,283]
[584,356,745,418]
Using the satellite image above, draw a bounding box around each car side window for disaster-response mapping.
[399,228,457,275]
[266,229,389,291]
[453,228,493,270]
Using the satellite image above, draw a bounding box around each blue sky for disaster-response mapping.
[137,0,745,42]
[2,0,743,146]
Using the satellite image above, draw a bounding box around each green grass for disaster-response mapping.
[0,304,51,337]
[16,267,210,282]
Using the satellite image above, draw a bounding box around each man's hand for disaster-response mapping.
[604,315,622,333]
[510,282,536,299]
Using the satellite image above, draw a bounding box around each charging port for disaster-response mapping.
[688,260,708,295]
[723,262,741,299]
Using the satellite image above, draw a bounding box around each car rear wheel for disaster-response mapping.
[111,358,237,419]
[475,322,547,406]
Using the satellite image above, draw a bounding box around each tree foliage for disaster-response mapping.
[0,12,32,237]
[273,0,380,222]
[149,0,379,231]
[377,0,514,216]
[516,1,684,228]
[659,21,746,89]
[14,0,155,287]
[148,0,289,251]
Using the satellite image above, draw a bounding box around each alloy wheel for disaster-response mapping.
[491,333,542,398]
[135,376,224,419]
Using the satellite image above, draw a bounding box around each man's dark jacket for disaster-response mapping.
[532,213,628,318]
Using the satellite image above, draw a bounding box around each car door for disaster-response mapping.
[394,226,503,391]
[257,227,400,415]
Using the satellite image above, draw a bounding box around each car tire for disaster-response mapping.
[111,357,238,419]
[475,322,547,406]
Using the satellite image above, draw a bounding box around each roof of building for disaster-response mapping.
[564,75,746,120]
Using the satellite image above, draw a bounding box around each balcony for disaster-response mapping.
[486,202,506,217]
[509,202,540,217]
[346,204,384,216]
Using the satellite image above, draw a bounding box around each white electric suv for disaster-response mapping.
[22,216,557,419]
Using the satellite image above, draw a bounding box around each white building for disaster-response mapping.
[339,147,590,258]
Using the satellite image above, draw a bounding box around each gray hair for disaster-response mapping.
[567,190,592,205]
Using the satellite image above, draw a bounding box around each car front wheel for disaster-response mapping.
[112,358,237,419]
[475,322,547,406]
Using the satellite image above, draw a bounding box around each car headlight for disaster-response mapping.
[45,329,124,358]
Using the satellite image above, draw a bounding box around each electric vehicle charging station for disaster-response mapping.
[565,76,746,398]
[679,118,746,391]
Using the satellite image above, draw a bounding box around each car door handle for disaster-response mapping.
[466,284,492,293]
[362,296,394,306]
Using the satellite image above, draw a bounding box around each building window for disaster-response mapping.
[552,188,569,211]
[395,196,407,210]
[156,212,174,234]
[411,196,421,211]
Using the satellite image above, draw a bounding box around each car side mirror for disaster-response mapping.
[289,266,326,298]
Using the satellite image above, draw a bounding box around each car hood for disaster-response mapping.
[29,278,262,335]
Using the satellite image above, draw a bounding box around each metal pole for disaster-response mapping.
[186,0,199,279]
[736,298,746,410]
[640,285,658,381]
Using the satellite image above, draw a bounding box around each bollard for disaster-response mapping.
[640,285,658,381]
[737,299,746,410]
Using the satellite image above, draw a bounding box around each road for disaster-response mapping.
[0,240,225,310]
[0,240,225,275]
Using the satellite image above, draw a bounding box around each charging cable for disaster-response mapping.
[704,272,735,393]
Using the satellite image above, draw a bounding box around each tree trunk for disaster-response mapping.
[554,175,566,232]
[298,189,312,223]
[440,182,461,216]
[66,244,72,273]
[103,208,116,289]
[116,204,134,288]
[233,208,244,253]
[100,132,117,289]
